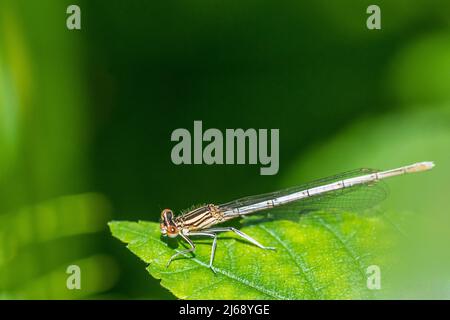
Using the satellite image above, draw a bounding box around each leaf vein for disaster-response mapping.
[258,225,323,299]
[313,217,367,277]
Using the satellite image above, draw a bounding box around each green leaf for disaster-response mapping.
[109,212,397,300]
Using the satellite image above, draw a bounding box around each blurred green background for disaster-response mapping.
[1,0,450,299]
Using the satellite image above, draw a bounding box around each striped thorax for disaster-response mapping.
[160,204,225,237]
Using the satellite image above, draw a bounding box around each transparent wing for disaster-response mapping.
[266,181,388,216]
[218,168,389,217]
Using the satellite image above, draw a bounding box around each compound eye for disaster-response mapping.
[168,226,176,234]
[161,209,173,220]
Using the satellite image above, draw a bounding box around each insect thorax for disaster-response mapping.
[176,204,224,230]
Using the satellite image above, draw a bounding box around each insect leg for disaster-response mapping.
[204,227,276,250]
[166,233,196,268]
[189,231,218,273]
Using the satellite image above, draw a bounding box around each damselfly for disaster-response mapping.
[160,161,434,271]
